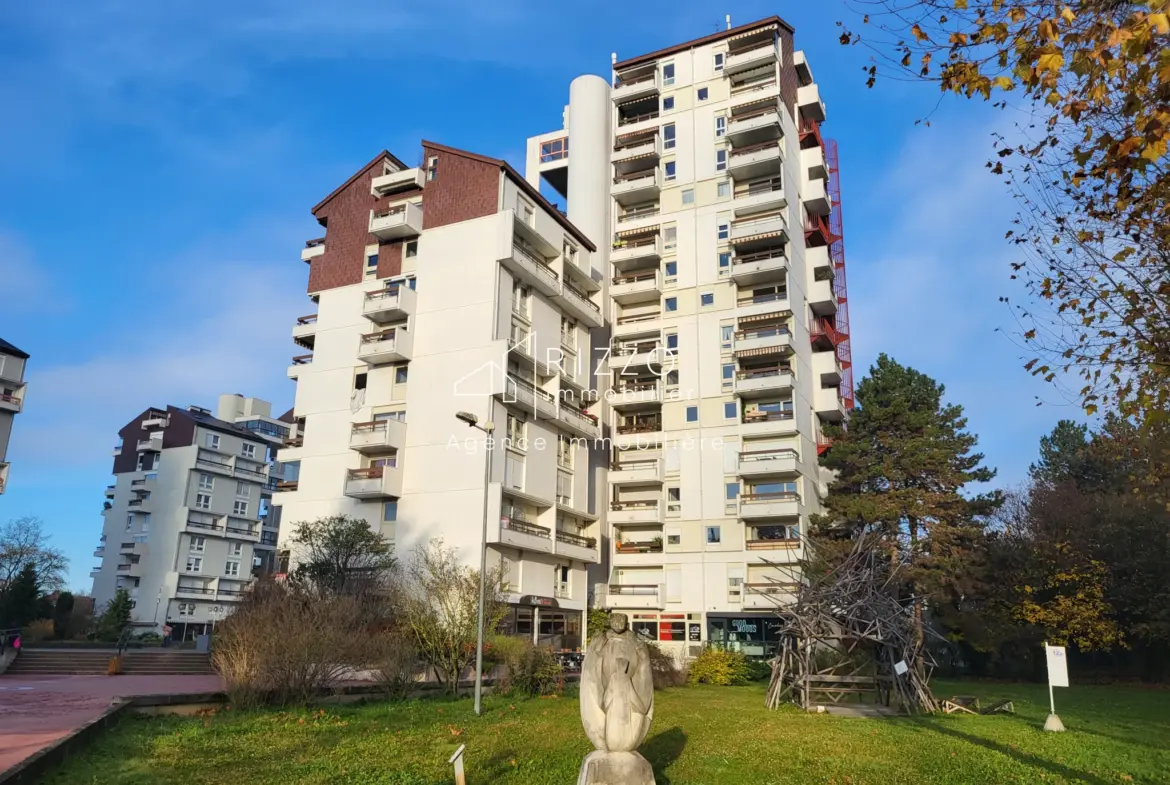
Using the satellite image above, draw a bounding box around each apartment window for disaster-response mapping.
[662,63,675,85]
[724,401,738,419]
[426,156,438,181]
[682,188,694,205]
[715,149,727,172]
[205,433,220,450]
[726,482,739,500]
[558,434,574,469]
[233,500,248,517]
[700,292,714,307]
[382,501,397,522]
[706,526,722,544]
[722,364,735,381]
[667,487,681,515]
[506,413,526,447]
[666,369,679,387]
[395,366,409,384]
[714,52,725,72]
[667,531,681,546]
[235,481,251,498]
[504,453,525,490]
[715,116,726,137]
[125,515,132,532]
[225,560,240,577]
[686,406,698,423]
[664,225,677,250]
[406,276,417,290]
[198,474,214,491]
[366,254,378,275]
[664,261,677,279]
[230,542,243,556]
[664,161,676,181]
[512,281,530,317]
[190,537,206,553]
[662,95,674,111]
[241,443,256,460]
[195,493,211,510]
[354,371,368,391]
[405,240,418,258]
[697,87,709,101]
[663,123,676,150]
[186,556,203,573]
[717,181,730,198]
[556,472,572,505]
[721,325,734,348]
[666,333,678,349]
[517,196,535,226]
[719,251,731,271]
[664,297,678,312]
[717,220,730,241]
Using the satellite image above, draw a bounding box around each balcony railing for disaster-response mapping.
[513,242,561,289]
[177,586,215,595]
[187,517,223,532]
[737,366,792,381]
[283,435,304,448]
[615,72,656,89]
[612,270,658,286]
[616,541,663,554]
[614,170,658,185]
[560,404,600,428]
[561,282,600,315]
[296,314,318,326]
[371,204,408,221]
[346,467,384,481]
[618,109,659,127]
[734,176,784,198]
[616,420,662,435]
[613,339,662,356]
[730,140,780,159]
[735,325,790,341]
[291,354,312,365]
[613,379,660,394]
[741,491,801,504]
[740,448,799,463]
[799,117,825,148]
[811,317,841,347]
[731,77,778,97]
[737,291,788,307]
[617,207,659,224]
[734,247,786,267]
[556,529,596,549]
[196,457,233,472]
[276,480,300,491]
[616,312,661,326]
[610,500,660,512]
[804,213,833,241]
[360,329,398,346]
[743,409,794,424]
[226,524,256,536]
[502,516,551,539]
[607,584,660,596]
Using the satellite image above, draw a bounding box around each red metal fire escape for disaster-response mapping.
[824,138,855,412]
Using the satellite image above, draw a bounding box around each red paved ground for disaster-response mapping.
[0,673,224,773]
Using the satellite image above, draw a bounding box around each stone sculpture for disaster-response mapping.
[577,612,656,785]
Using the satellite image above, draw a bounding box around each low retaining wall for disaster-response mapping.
[0,701,131,785]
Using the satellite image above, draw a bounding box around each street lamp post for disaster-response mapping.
[456,411,495,717]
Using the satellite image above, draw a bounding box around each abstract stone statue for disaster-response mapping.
[577,613,656,785]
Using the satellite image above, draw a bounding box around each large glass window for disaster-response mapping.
[663,123,676,150]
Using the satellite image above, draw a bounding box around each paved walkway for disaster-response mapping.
[0,673,224,774]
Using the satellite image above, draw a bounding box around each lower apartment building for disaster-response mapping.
[90,396,287,639]
[0,338,30,494]
[275,143,608,649]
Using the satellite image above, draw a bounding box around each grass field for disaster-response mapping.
[44,680,1170,785]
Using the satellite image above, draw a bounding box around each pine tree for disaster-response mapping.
[0,563,41,628]
[53,592,75,639]
[814,354,1001,664]
[96,589,133,641]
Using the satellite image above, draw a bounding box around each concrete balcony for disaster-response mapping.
[732,176,786,218]
[288,354,312,379]
[369,202,422,240]
[606,583,664,610]
[504,374,559,421]
[609,338,663,371]
[611,270,661,305]
[746,523,801,553]
[557,403,601,440]
[813,348,843,386]
[730,212,787,247]
[808,277,838,316]
[0,387,25,413]
[493,514,554,555]
[554,282,604,329]
[728,141,783,181]
[727,108,782,147]
[291,314,317,350]
[115,561,145,577]
[730,79,780,111]
[725,42,779,75]
[370,167,424,196]
[349,419,407,455]
[225,519,262,541]
[798,83,826,122]
[616,109,661,138]
[126,496,152,514]
[736,366,795,397]
[343,465,403,499]
[815,385,847,423]
[613,421,664,449]
[802,144,829,181]
[807,245,832,279]
[734,325,791,356]
[301,237,325,262]
[136,435,163,452]
[609,458,664,486]
[612,170,662,206]
[612,133,661,167]
[609,500,663,526]
[803,176,831,216]
[357,327,413,365]
[738,448,799,478]
[739,410,798,437]
[555,529,599,563]
[730,247,787,286]
[363,283,416,323]
[502,239,560,298]
[739,491,801,519]
[611,235,662,269]
[615,207,661,236]
[612,71,660,103]
[613,314,662,339]
[610,380,663,409]
[175,583,216,599]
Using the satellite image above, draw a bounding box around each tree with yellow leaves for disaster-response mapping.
[840,1,1169,436]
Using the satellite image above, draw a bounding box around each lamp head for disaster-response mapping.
[455,411,479,427]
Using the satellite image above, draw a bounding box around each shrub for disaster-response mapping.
[687,647,751,686]
[647,644,687,690]
[587,609,611,640]
[372,631,421,701]
[745,659,773,682]
[509,645,565,697]
[136,632,162,644]
[22,618,54,644]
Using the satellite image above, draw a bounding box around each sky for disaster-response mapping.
[0,0,1084,590]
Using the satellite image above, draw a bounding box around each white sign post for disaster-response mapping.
[1043,642,1068,732]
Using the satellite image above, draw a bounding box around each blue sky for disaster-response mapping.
[0,1,1082,590]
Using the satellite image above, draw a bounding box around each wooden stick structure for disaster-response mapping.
[762,535,940,714]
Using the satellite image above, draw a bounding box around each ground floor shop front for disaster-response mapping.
[615,610,783,660]
[497,597,584,651]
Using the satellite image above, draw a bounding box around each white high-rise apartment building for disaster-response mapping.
[0,338,30,495]
[90,395,288,639]
[525,16,850,658]
[275,143,607,649]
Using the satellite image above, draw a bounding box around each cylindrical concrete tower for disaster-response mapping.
[566,74,613,274]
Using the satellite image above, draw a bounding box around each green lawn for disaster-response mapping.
[44,680,1170,785]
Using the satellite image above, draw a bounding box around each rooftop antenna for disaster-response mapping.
[726,14,732,30]
[611,52,617,85]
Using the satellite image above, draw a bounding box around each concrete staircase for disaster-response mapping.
[6,648,215,676]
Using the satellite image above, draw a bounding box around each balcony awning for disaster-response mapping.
[616,224,660,238]
[732,230,785,243]
[729,23,778,41]
[735,345,787,359]
[615,152,656,164]
[731,95,781,114]
[739,309,792,325]
[616,129,658,144]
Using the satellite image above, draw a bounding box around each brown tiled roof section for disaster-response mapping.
[614,15,795,70]
[420,140,597,252]
[311,149,409,215]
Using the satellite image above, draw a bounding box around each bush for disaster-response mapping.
[136,632,162,644]
[372,632,421,701]
[745,659,773,682]
[647,644,687,690]
[509,645,565,697]
[687,647,751,686]
[21,619,54,644]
